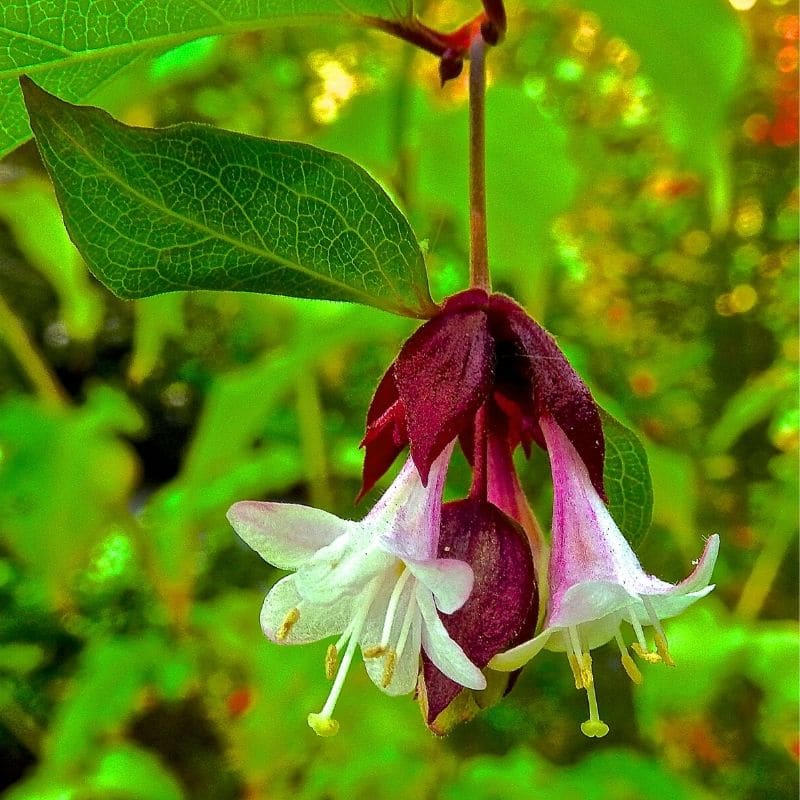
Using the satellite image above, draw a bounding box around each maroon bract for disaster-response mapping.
[360,288,606,500]
[420,498,537,730]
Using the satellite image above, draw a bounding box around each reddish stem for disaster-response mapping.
[469,404,489,501]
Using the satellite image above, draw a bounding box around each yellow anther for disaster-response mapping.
[580,652,594,688]
[631,643,662,664]
[381,648,397,689]
[362,645,386,659]
[276,607,300,641]
[654,632,676,667]
[621,652,643,684]
[567,653,584,689]
[581,719,610,738]
[325,644,338,680]
[307,713,339,737]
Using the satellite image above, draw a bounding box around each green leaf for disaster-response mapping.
[21,79,434,318]
[600,409,653,549]
[0,0,411,160]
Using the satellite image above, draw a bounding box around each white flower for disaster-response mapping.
[490,414,719,738]
[228,446,486,736]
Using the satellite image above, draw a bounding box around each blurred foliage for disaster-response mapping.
[0,0,797,798]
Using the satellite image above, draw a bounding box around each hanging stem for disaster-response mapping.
[469,35,491,292]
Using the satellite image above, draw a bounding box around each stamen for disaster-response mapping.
[628,603,661,662]
[568,627,593,688]
[641,596,676,666]
[379,566,412,648]
[394,595,417,661]
[631,643,662,664]
[307,577,381,736]
[564,631,583,690]
[276,607,300,641]
[580,652,594,689]
[362,645,386,658]
[381,648,397,688]
[325,644,338,680]
[615,630,642,685]
[580,677,610,738]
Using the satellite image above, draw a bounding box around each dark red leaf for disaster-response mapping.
[394,301,494,483]
[421,499,537,726]
[488,294,606,499]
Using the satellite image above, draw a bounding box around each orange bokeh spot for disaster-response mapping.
[776,45,798,72]
[775,14,799,40]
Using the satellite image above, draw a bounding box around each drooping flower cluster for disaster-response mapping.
[228,289,718,738]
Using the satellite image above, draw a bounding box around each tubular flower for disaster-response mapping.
[490,414,719,738]
[227,445,485,737]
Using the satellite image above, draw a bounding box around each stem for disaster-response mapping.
[469,404,488,500]
[0,292,67,406]
[296,371,333,510]
[468,35,491,292]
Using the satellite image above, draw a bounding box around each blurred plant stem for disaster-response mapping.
[296,371,332,509]
[0,695,42,755]
[0,292,67,406]
[735,524,796,621]
[390,42,415,209]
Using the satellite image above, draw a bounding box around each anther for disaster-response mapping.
[276,607,300,641]
[325,644,338,680]
[381,648,397,689]
[615,630,643,684]
[654,632,676,667]
[362,645,386,659]
[631,642,662,664]
[567,653,584,689]
[580,652,594,688]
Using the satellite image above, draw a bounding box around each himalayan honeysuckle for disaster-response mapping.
[229,288,718,737]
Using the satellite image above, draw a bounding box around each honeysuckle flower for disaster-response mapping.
[359,289,605,501]
[490,414,719,738]
[227,445,486,737]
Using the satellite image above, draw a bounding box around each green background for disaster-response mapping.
[0,0,797,798]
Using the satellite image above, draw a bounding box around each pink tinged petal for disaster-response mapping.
[668,533,720,595]
[489,293,605,499]
[634,585,717,623]
[260,575,353,644]
[372,444,454,562]
[417,584,487,691]
[405,557,474,614]
[227,501,350,570]
[548,580,634,632]
[541,414,647,596]
[421,500,538,723]
[394,295,494,484]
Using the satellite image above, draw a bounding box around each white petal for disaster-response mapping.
[633,584,717,624]
[260,575,353,644]
[360,580,422,697]
[228,501,349,569]
[293,533,393,604]
[489,628,554,671]
[416,584,486,691]
[405,557,474,614]
[549,579,634,630]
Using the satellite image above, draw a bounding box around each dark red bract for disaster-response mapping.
[359,289,606,500]
[420,499,538,728]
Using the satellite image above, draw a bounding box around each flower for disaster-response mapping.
[490,414,719,738]
[227,445,486,737]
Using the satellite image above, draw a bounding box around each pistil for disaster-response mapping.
[308,578,381,736]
